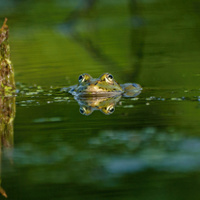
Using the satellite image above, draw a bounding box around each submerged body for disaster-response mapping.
[69,73,142,97]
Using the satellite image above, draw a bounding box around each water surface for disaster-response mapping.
[0,0,200,199]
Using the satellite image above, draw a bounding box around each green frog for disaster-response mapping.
[68,73,142,97]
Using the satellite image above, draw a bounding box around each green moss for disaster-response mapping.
[0,18,15,95]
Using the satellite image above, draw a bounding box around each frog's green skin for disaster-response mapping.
[69,73,142,97]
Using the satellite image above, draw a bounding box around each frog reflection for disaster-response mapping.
[68,73,142,97]
[74,95,121,115]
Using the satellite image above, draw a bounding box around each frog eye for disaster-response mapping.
[105,74,114,82]
[107,106,115,114]
[79,106,93,115]
[79,107,85,114]
[108,74,113,79]
[78,74,87,83]
[101,105,115,115]
[78,75,84,82]
[78,73,91,83]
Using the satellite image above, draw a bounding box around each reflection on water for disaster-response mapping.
[0,97,15,198]
[2,88,200,200]
[12,128,200,185]
[75,95,121,115]
[62,0,145,80]
[73,88,142,116]
[15,83,142,115]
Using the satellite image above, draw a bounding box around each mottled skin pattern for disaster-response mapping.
[69,73,142,97]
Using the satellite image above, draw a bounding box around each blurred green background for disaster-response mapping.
[1,0,200,88]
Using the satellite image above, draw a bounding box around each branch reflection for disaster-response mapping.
[0,96,15,198]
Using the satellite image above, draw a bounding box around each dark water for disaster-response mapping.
[1,0,200,199]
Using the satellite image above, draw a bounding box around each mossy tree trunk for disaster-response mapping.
[0,18,15,198]
[0,18,15,94]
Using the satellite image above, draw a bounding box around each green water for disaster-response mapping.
[1,0,200,199]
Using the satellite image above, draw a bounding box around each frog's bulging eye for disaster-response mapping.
[79,75,84,82]
[106,74,114,82]
[79,73,91,83]
[79,106,93,116]
[108,106,115,114]
[101,105,115,115]
[79,107,85,114]
[78,74,86,83]
[108,74,113,79]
